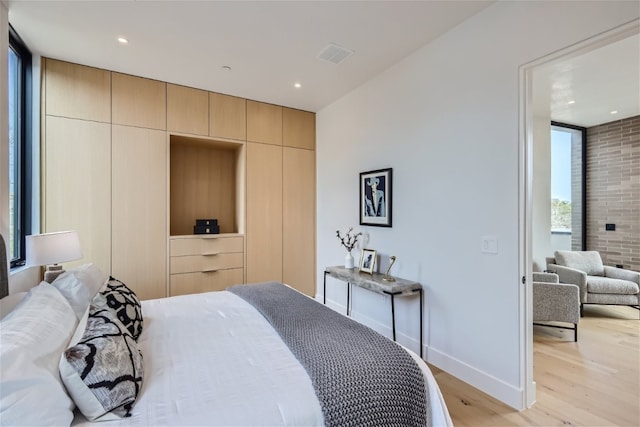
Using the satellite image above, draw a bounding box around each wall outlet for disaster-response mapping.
[605,223,616,231]
[481,236,498,254]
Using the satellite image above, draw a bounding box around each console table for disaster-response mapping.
[323,265,423,357]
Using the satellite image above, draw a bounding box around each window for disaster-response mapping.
[8,25,32,268]
[550,122,585,252]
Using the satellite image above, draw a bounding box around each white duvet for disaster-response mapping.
[73,290,452,426]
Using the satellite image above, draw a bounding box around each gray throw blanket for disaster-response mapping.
[228,282,429,427]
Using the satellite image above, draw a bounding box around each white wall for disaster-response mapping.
[532,115,552,272]
[316,1,638,409]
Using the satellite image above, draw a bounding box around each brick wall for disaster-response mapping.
[586,115,640,271]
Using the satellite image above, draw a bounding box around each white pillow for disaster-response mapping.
[0,282,78,426]
[0,292,27,320]
[51,263,109,319]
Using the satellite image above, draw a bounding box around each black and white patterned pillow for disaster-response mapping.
[60,305,144,420]
[100,277,143,340]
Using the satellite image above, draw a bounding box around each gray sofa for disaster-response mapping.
[532,272,580,341]
[546,250,640,317]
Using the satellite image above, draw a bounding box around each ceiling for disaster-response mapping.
[5,0,493,113]
[5,1,638,125]
[537,33,640,128]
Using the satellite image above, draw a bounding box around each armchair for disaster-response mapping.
[546,251,640,317]
[532,272,580,341]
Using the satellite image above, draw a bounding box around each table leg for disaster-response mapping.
[419,288,423,358]
[323,271,328,305]
[347,282,351,316]
[391,294,396,341]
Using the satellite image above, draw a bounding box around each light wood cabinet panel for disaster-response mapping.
[170,268,244,296]
[44,58,111,122]
[170,235,244,257]
[246,142,283,283]
[44,116,111,273]
[112,125,167,300]
[246,100,282,145]
[112,73,166,130]
[210,92,246,140]
[283,147,316,296]
[283,108,315,150]
[170,252,244,275]
[167,84,208,135]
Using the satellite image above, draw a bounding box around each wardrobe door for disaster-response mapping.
[246,142,283,283]
[44,116,111,272]
[112,125,167,300]
[283,147,316,296]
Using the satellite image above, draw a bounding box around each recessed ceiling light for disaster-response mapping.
[117,37,129,44]
[294,83,301,89]
[567,100,575,105]
[610,110,618,114]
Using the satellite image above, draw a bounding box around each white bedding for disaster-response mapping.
[72,290,452,426]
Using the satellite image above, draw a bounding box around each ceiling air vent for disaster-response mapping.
[317,43,354,65]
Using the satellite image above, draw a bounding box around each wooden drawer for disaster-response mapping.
[170,268,244,296]
[170,252,244,274]
[170,235,244,257]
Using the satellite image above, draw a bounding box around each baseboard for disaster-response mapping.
[427,346,525,410]
[318,295,422,355]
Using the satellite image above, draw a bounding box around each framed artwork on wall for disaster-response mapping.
[360,168,392,227]
[359,248,377,274]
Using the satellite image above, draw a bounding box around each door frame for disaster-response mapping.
[519,19,639,408]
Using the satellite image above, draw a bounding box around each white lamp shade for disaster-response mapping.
[26,231,83,267]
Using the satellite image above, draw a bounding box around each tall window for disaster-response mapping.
[550,122,585,251]
[8,26,32,268]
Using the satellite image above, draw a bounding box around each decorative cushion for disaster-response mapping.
[59,304,144,421]
[51,263,109,319]
[554,251,605,276]
[587,277,640,295]
[1,283,78,426]
[97,277,143,340]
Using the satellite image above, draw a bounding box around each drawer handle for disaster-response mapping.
[202,269,219,273]
[203,252,219,256]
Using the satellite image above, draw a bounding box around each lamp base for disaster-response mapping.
[382,276,396,282]
[44,264,65,283]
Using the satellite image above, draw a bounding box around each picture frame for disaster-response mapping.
[359,248,377,274]
[360,168,392,227]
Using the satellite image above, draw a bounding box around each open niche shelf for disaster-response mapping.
[169,134,245,236]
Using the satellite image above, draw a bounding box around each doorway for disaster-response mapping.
[520,20,640,408]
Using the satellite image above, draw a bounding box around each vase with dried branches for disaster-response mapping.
[336,227,362,269]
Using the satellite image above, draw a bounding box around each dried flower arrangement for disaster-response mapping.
[336,227,362,253]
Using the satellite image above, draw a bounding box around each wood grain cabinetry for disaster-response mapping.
[44,116,111,273]
[283,107,315,150]
[246,142,283,283]
[169,235,244,296]
[246,100,282,145]
[42,57,316,299]
[111,125,167,300]
[210,92,246,140]
[167,84,209,135]
[112,73,166,130]
[44,58,111,122]
[283,147,316,296]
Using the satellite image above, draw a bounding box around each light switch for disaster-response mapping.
[481,236,498,254]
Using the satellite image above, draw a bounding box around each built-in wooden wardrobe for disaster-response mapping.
[41,58,316,299]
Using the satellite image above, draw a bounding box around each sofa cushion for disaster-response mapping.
[587,276,640,295]
[554,251,605,276]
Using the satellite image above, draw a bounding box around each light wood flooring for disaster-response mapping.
[431,305,640,426]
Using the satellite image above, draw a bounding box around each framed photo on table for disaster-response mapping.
[359,249,377,274]
[360,168,392,227]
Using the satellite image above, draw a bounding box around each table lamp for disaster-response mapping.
[26,230,83,283]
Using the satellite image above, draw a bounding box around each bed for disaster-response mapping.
[0,235,452,426]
